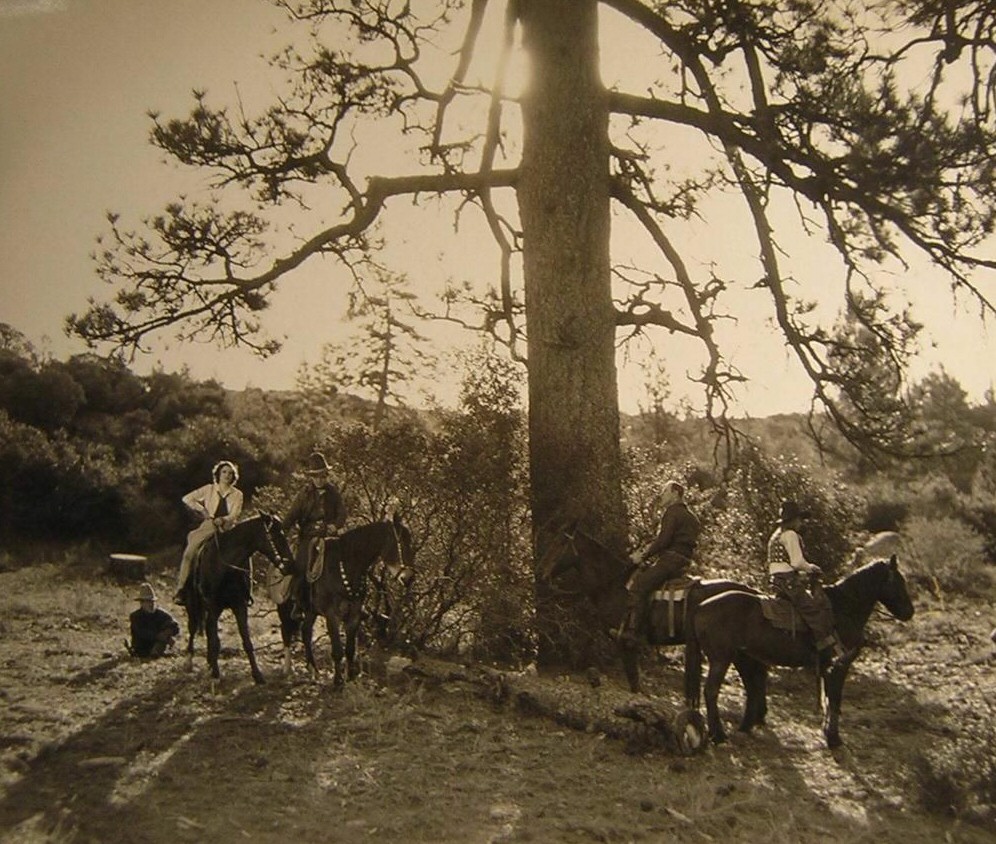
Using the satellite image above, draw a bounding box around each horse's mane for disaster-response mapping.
[826,558,890,592]
[337,520,389,551]
[571,528,638,582]
[824,558,894,612]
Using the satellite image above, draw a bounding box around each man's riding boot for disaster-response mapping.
[616,597,643,645]
[290,580,308,621]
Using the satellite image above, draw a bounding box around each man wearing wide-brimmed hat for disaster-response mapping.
[767,500,850,672]
[282,451,347,617]
[127,582,180,658]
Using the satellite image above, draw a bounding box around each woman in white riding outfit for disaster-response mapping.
[174,460,243,603]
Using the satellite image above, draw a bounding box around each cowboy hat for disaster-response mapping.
[777,500,810,525]
[305,451,332,474]
[135,582,157,602]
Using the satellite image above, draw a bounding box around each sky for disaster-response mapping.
[1,0,994,419]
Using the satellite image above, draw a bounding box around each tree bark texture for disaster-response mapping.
[517,0,628,664]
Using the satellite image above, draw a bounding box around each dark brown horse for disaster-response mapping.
[683,556,915,749]
[285,513,415,688]
[184,513,293,686]
[539,525,763,699]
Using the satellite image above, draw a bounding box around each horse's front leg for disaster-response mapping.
[618,642,641,693]
[704,657,731,744]
[821,667,849,749]
[233,603,264,685]
[326,612,346,689]
[345,605,363,681]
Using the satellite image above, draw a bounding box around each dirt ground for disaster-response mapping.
[2,559,996,844]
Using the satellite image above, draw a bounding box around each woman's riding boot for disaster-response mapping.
[819,634,851,673]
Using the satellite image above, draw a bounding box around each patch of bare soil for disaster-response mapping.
[1,561,995,843]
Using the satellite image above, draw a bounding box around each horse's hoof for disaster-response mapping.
[674,710,706,756]
[711,732,728,745]
[826,734,843,750]
[254,674,266,685]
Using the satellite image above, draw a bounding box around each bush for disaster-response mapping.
[697,446,862,586]
[912,730,996,824]
[903,515,993,598]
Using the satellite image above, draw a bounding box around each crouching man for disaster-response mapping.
[127,582,180,658]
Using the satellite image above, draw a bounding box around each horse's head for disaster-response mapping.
[384,512,416,584]
[879,554,915,621]
[259,513,294,573]
[537,522,583,583]
[538,523,632,592]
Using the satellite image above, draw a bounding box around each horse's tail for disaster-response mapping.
[187,582,206,637]
[683,609,703,712]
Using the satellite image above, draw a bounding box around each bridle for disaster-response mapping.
[221,514,288,575]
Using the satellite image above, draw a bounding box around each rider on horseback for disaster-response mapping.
[618,480,700,644]
[174,460,243,604]
[767,500,851,673]
[282,451,347,620]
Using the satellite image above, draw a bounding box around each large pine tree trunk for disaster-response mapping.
[517,0,628,664]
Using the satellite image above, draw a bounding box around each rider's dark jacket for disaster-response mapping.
[282,483,347,571]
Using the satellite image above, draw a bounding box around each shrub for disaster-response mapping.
[698,445,862,586]
[912,731,996,823]
[903,515,993,598]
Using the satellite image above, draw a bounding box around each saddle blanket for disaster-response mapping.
[649,575,696,604]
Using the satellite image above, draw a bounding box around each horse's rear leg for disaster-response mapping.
[704,657,731,744]
[277,602,300,676]
[301,615,320,681]
[733,655,767,733]
[233,604,264,685]
[185,624,196,674]
[206,612,222,681]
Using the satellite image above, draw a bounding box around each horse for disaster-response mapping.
[280,513,415,688]
[683,555,915,749]
[184,512,294,686]
[539,524,764,700]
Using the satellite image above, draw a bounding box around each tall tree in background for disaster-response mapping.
[70,0,996,655]
[297,269,433,428]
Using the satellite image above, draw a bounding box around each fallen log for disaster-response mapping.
[379,653,684,754]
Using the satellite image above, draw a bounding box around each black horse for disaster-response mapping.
[539,524,763,697]
[280,513,415,688]
[683,555,915,749]
[184,513,294,686]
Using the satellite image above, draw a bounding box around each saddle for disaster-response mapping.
[190,540,254,605]
[305,534,340,583]
[759,595,803,635]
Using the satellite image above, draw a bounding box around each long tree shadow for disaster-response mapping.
[0,659,327,843]
[631,643,978,817]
